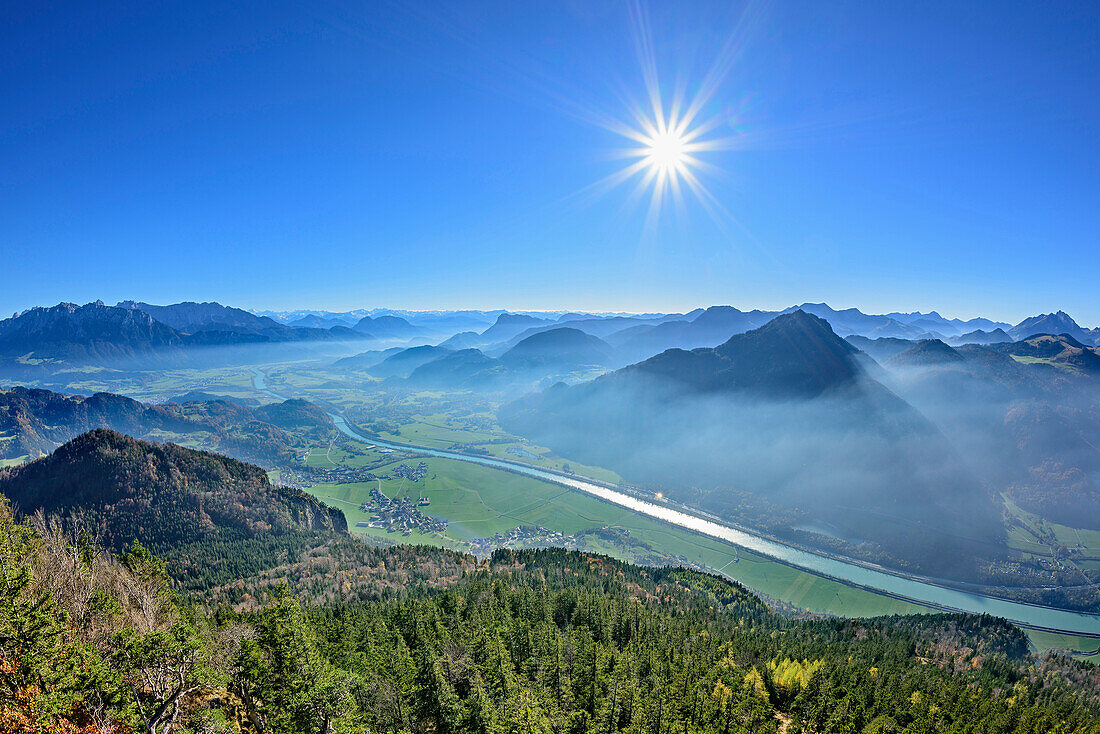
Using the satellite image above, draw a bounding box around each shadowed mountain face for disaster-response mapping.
[0,429,347,589]
[0,301,186,364]
[405,348,505,389]
[502,311,1003,578]
[0,429,346,547]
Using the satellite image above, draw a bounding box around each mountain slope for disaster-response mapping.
[499,327,614,369]
[7,494,1097,734]
[847,336,1100,529]
[367,345,453,378]
[948,327,1013,346]
[0,301,187,366]
[0,429,347,586]
[1010,311,1090,342]
[502,311,1002,578]
[995,334,1100,376]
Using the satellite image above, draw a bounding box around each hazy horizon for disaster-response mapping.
[2,296,1087,330]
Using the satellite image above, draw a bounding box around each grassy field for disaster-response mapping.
[1026,630,1100,663]
[1003,496,1100,575]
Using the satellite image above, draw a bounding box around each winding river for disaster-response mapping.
[252,368,1100,636]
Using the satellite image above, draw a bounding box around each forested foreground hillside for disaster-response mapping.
[2,494,1099,734]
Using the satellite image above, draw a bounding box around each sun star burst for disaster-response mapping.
[608,98,723,229]
[581,1,762,232]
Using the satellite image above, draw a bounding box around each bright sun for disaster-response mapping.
[643,127,689,176]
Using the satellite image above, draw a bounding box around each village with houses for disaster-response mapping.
[354,482,447,536]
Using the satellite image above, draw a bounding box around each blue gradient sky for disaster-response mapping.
[2,1,1097,325]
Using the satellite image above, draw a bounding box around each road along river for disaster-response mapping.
[251,368,1100,636]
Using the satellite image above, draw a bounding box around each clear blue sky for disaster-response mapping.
[2,0,1097,325]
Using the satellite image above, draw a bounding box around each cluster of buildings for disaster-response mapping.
[355,485,446,536]
[389,461,429,481]
[467,525,573,556]
[278,464,376,488]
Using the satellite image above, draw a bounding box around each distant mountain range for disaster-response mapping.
[0,385,334,467]
[444,304,1094,368]
[947,328,1013,346]
[334,327,617,390]
[118,300,365,341]
[0,300,372,375]
[2,299,1096,381]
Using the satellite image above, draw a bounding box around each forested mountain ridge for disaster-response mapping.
[0,429,346,590]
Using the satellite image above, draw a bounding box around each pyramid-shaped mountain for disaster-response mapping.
[501,312,1002,577]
